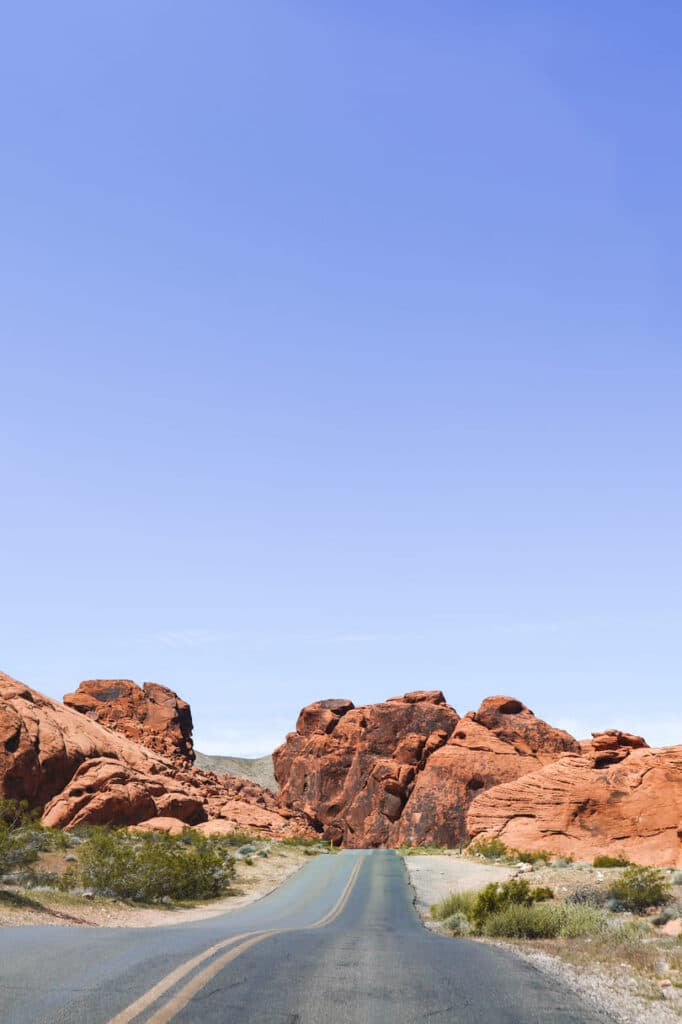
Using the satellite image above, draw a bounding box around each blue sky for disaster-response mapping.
[1,3,681,754]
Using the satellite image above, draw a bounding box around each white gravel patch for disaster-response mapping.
[403,853,512,918]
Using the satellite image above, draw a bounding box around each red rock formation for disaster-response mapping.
[64,679,194,767]
[466,736,682,868]
[41,758,206,829]
[0,672,167,807]
[0,671,311,838]
[390,696,581,847]
[275,692,581,848]
[273,691,460,847]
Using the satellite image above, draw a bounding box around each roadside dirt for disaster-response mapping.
[406,854,682,1024]
[402,852,512,921]
[0,848,306,929]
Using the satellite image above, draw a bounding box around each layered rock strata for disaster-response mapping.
[466,730,682,868]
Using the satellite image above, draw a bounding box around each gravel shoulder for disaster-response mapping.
[405,853,682,1024]
[403,852,512,921]
[0,847,306,929]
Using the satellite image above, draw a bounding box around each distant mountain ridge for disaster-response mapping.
[194,752,277,792]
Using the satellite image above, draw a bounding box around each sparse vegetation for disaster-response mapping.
[465,837,565,866]
[399,843,447,857]
[431,889,477,921]
[78,828,236,903]
[0,799,67,875]
[466,837,509,861]
[607,865,671,913]
[593,855,631,868]
[470,879,554,932]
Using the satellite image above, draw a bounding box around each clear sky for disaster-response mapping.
[1,3,681,755]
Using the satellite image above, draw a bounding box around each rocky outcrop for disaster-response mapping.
[391,699,578,847]
[64,679,194,767]
[466,734,682,868]
[0,672,167,807]
[275,692,581,848]
[274,691,460,847]
[0,670,310,838]
[41,758,206,829]
[4,666,682,864]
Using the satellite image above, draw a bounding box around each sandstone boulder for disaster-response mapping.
[64,678,194,766]
[391,698,580,847]
[466,739,682,868]
[0,672,168,808]
[41,758,206,829]
[274,691,460,847]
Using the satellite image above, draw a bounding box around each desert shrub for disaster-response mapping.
[280,836,325,848]
[593,855,631,868]
[470,879,554,932]
[607,865,671,913]
[78,828,235,902]
[551,857,574,868]
[558,904,611,938]
[0,799,45,875]
[432,890,477,921]
[566,886,609,908]
[484,903,562,939]
[214,830,261,848]
[511,849,554,865]
[467,837,509,861]
[483,901,610,940]
[443,912,471,936]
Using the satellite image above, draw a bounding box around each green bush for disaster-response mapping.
[279,836,325,848]
[432,890,477,921]
[593,855,631,868]
[0,799,44,875]
[470,879,554,932]
[467,837,509,861]
[511,849,554,865]
[484,903,562,939]
[607,865,671,913]
[558,904,611,938]
[78,828,235,903]
[482,901,611,940]
[443,911,471,936]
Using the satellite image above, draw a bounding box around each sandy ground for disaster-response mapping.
[403,853,512,920]
[0,848,306,929]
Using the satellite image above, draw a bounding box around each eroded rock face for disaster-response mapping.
[466,737,682,868]
[64,679,194,767]
[273,690,460,847]
[41,758,206,829]
[0,670,311,838]
[275,692,582,848]
[0,672,167,807]
[390,697,581,847]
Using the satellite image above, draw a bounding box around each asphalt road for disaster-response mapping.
[0,851,612,1023]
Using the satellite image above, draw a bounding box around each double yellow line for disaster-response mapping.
[108,855,365,1024]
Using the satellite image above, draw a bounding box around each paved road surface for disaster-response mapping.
[0,851,612,1023]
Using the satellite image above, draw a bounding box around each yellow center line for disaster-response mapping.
[146,857,365,1024]
[107,855,365,1024]
[107,931,267,1024]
